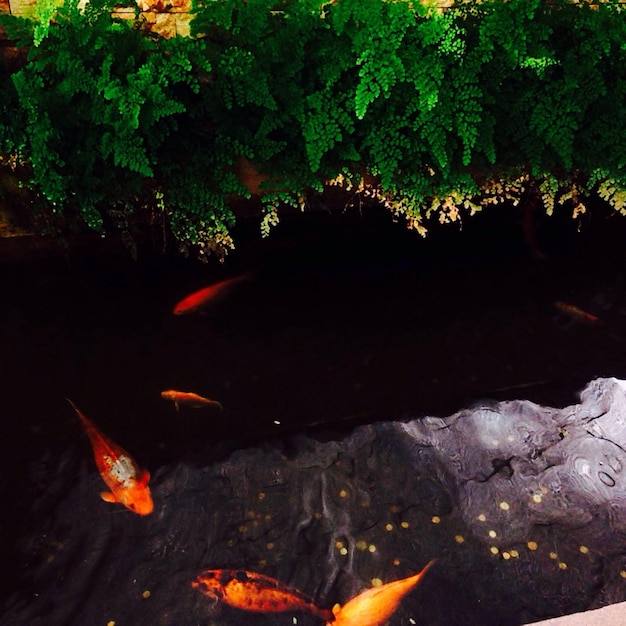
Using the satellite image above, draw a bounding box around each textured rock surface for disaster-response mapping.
[6,0,192,37]
[7,0,35,18]
[528,601,626,626]
[4,377,626,625]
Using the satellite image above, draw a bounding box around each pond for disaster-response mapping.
[2,202,626,625]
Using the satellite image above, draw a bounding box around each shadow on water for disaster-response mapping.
[2,202,626,624]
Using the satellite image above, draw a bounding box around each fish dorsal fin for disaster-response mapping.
[332,602,341,616]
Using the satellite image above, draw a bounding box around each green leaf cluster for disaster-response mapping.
[0,0,626,257]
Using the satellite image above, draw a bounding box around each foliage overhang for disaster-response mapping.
[0,0,625,259]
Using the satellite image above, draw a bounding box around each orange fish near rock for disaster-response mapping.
[161,389,223,411]
[173,274,248,315]
[329,560,434,626]
[192,569,333,621]
[67,399,153,516]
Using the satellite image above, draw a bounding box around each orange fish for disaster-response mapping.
[328,560,434,626]
[67,399,153,516]
[554,301,600,325]
[192,569,333,621]
[173,274,248,315]
[161,389,223,411]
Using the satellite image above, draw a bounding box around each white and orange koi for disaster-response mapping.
[328,560,434,626]
[67,398,153,516]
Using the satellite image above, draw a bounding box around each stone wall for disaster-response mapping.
[1,1,601,41]
[4,0,193,38]
[117,0,193,39]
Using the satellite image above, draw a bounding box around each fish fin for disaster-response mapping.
[332,603,341,616]
[421,558,436,576]
[140,470,151,484]
[66,397,86,421]
[100,491,118,503]
[320,608,336,622]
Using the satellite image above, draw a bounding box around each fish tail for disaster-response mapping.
[315,607,335,622]
[66,397,78,411]
[392,559,436,597]
[417,558,435,580]
[66,397,89,425]
[66,398,102,442]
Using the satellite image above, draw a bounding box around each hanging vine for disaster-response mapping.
[0,0,625,258]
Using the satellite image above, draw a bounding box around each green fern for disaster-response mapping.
[2,0,626,257]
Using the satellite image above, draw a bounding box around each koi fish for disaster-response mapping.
[161,389,223,411]
[328,560,434,626]
[554,301,600,325]
[67,399,153,516]
[173,274,248,315]
[192,569,333,621]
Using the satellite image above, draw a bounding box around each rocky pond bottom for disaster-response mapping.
[5,377,626,626]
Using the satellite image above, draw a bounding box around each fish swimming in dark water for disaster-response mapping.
[161,389,223,411]
[328,560,434,626]
[192,569,333,621]
[554,301,600,325]
[173,274,249,315]
[67,398,153,516]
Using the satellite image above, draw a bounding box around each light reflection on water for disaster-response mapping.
[4,378,626,625]
[3,210,626,624]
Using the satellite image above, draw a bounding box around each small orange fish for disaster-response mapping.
[328,560,434,626]
[67,399,153,516]
[161,389,223,411]
[173,274,248,315]
[554,301,600,325]
[192,569,333,621]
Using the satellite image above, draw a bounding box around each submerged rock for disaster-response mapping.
[5,378,626,625]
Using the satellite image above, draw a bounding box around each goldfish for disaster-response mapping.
[328,560,434,626]
[554,301,600,325]
[173,274,248,315]
[67,399,153,516]
[161,389,223,411]
[192,569,333,621]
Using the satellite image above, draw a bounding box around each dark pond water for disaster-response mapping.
[2,202,626,625]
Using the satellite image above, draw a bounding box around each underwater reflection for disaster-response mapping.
[4,378,626,625]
